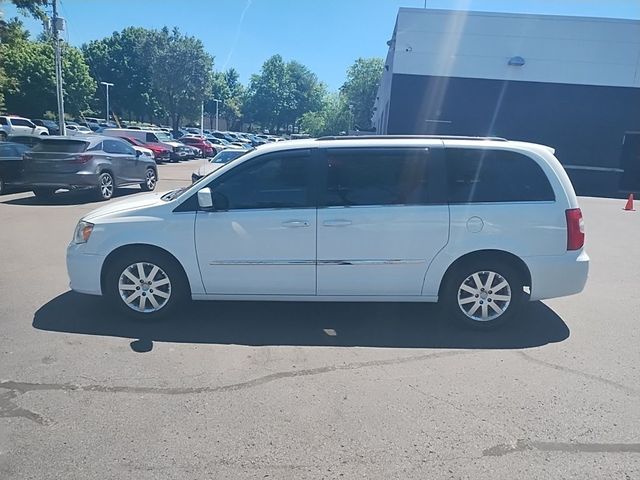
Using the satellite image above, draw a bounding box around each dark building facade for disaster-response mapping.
[373,9,640,197]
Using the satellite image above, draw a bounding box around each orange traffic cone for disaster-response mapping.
[623,194,635,211]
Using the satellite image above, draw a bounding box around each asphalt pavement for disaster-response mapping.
[0,161,638,479]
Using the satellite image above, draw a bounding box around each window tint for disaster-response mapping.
[0,144,16,157]
[0,117,7,125]
[145,133,159,142]
[32,140,88,153]
[88,142,103,151]
[10,118,33,127]
[211,151,312,209]
[446,149,555,203]
[323,148,437,206]
[103,139,134,155]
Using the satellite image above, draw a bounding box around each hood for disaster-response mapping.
[146,142,170,151]
[194,162,225,178]
[162,141,183,148]
[84,192,166,222]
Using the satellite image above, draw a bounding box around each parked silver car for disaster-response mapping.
[23,135,158,200]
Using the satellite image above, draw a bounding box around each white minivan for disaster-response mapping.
[67,136,589,328]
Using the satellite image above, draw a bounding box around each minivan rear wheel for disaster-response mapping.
[442,260,524,329]
[105,250,188,321]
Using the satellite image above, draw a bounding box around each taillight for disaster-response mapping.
[566,208,585,250]
[73,154,93,164]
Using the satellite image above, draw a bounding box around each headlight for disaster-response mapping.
[73,220,94,244]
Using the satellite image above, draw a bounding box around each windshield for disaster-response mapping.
[212,149,248,164]
[154,132,173,142]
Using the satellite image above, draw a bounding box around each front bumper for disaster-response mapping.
[526,250,589,301]
[25,171,99,189]
[66,243,105,295]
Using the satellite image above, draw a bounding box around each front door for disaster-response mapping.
[195,149,317,295]
[316,146,450,296]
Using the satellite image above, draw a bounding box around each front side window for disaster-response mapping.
[323,148,438,207]
[446,149,555,203]
[210,151,313,210]
[146,133,160,142]
[10,118,34,127]
[0,117,8,125]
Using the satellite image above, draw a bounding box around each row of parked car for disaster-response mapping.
[0,120,258,200]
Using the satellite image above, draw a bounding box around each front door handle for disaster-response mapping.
[323,219,353,227]
[282,220,310,228]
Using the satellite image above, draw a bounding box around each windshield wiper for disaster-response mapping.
[161,187,187,201]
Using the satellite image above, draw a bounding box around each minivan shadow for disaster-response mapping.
[1,187,141,206]
[33,292,570,350]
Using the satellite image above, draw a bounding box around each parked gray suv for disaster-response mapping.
[23,136,158,200]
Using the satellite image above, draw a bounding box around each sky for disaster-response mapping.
[3,0,639,90]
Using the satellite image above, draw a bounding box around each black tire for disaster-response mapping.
[0,132,7,141]
[0,176,5,195]
[441,259,525,330]
[96,171,114,201]
[140,168,157,192]
[33,187,56,199]
[104,249,189,321]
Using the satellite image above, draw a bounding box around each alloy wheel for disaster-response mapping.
[118,262,172,313]
[100,173,114,199]
[145,169,157,190]
[457,270,512,322]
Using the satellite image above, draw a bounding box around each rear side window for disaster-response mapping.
[104,139,133,155]
[446,149,555,203]
[32,140,88,153]
[323,148,441,207]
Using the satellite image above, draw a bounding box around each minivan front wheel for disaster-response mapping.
[443,261,524,329]
[105,251,187,320]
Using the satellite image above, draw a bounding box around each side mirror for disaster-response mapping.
[197,187,213,209]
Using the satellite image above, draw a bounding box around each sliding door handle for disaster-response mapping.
[323,219,352,227]
[282,220,310,228]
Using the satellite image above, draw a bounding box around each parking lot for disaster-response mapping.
[0,160,638,479]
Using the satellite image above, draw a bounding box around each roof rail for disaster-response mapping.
[316,135,508,141]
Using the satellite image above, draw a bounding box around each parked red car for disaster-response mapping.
[122,136,171,162]
[178,136,216,157]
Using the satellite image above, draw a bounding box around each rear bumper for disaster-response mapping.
[525,250,589,301]
[66,243,105,295]
[25,171,99,189]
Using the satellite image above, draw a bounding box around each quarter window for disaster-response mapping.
[446,149,555,203]
[323,148,439,206]
[210,151,313,209]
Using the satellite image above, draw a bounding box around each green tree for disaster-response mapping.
[5,0,50,20]
[1,19,94,116]
[150,27,213,131]
[284,60,325,132]
[243,54,292,132]
[82,27,159,121]
[340,57,383,130]
[299,93,349,137]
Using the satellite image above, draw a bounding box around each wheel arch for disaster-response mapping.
[100,243,192,297]
[437,249,532,298]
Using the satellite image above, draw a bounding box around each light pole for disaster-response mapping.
[52,0,66,136]
[100,81,114,123]
[212,99,222,131]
